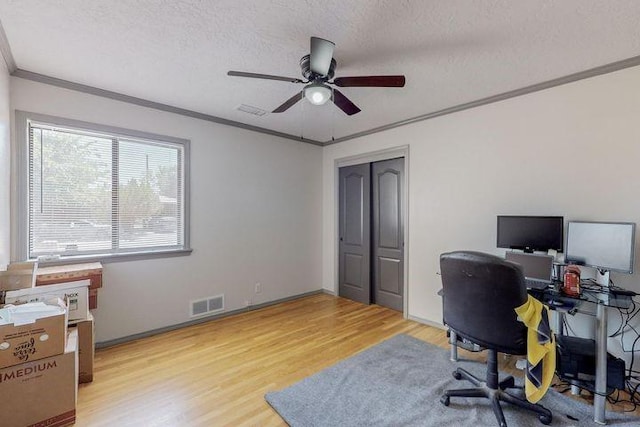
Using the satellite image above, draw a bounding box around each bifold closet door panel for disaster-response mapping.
[338,163,371,305]
[372,158,404,312]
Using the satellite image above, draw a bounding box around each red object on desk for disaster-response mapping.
[563,265,581,297]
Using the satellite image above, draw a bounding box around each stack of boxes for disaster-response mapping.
[0,262,95,427]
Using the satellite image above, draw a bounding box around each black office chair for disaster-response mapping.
[439,251,552,427]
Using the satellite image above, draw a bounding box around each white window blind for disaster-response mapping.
[26,118,187,260]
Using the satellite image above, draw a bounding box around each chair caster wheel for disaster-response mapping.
[452,370,462,380]
[539,414,552,425]
[440,395,450,406]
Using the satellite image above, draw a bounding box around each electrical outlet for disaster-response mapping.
[255,282,262,294]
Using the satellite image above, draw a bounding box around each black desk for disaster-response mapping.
[444,283,633,424]
[530,283,632,313]
[438,282,632,424]
[533,283,633,425]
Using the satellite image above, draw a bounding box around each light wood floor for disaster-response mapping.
[76,293,638,426]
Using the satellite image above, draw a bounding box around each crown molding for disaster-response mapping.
[11,68,324,146]
[0,19,16,73]
[9,51,640,148]
[325,54,640,145]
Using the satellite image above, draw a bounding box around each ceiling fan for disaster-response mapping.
[227,37,406,116]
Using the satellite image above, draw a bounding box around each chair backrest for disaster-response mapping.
[440,251,528,355]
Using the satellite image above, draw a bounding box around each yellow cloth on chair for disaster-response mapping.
[514,295,556,403]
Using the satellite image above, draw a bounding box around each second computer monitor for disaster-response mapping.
[565,221,635,274]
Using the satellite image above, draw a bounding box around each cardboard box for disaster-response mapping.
[0,329,78,427]
[70,312,94,383]
[5,279,90,321]
[36,262,103,309]
[0,299,68,370]
[0,261,38,292]
[7,261,38,275]
[0,270,35,292]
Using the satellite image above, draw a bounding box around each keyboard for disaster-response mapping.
[525,278,550,290]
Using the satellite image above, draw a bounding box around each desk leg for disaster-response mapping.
[594,303,607,425]
[450,330,458,362]
[553,310,564,336]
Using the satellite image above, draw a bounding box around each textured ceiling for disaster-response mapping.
[1,1,640,143]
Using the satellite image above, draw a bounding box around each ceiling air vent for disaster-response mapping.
[190,294,224,317]
[236,104,267,116]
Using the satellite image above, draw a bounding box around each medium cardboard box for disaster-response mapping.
[0,298,68,370]
[0,329,78,427]
[70,312,94,383]
[5,279,90,321]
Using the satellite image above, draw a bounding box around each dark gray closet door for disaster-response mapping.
[372,158,404,311]
[338,163,371,305]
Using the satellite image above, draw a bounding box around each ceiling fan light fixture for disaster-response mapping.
[304,83,332,105]
[228,36,405,115]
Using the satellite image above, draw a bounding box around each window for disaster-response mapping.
[16,111,190,261]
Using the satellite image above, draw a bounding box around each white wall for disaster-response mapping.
[10,63,640,355]
[10,78,323,342]
[0,60,9,268]
[322,65,640,337]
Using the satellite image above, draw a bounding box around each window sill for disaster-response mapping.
[33,248,193,266]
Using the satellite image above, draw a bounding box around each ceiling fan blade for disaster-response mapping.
[272,91,304,113]
[310,37,335,76]
[333,75,406,87]
[332,89,361,116]
[228,71,304,84]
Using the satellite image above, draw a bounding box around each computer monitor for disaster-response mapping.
[497,216,564,253]
[565,221,636,286]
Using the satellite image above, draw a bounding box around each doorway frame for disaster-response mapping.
[334,145,410,318]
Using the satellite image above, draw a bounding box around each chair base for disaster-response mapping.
[440,366,552,427]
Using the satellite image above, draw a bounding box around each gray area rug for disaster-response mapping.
[265,334,640,426]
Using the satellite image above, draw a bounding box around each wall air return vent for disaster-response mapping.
[190,294,224,317]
